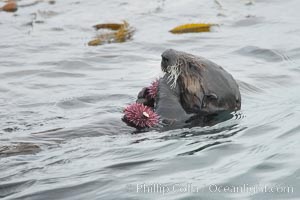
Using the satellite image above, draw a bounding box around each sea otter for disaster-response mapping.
[123,49,241,129]
[160,49,241,114]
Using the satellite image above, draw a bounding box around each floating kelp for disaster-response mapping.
[93,23,123,31]
[169,23,217,34]
[88,21,134,46]
[88,38,102,46]
[0,1,18,12]
[114,21,133,42]
[1,0,55,13]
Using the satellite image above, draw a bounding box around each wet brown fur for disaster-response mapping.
[168,51,241,114]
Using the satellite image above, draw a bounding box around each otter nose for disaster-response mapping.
[161,55,168,61]
[161,55,168,65]
[161,55,169,72]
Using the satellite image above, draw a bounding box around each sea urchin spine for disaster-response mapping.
[123,103,159,129]
[146,79,159,99]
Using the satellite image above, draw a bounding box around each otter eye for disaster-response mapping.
[189,63,196,69]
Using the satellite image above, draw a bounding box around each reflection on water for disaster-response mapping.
[1,0,300,199]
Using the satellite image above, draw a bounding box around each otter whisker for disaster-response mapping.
[166,64,181,89]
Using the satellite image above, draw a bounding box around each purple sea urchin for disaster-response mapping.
[147,79,159,99]
[123,103,159,129]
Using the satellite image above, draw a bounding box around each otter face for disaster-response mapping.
[161,49,182,89]
[161,49,178,72]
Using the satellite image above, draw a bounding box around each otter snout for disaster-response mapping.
[161,49,177,72]
[161,54,169,72]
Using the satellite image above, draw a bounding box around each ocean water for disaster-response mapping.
[0,0,300,199]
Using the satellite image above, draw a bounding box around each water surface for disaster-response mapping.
[1,0,300,199]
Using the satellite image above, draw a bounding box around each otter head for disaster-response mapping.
[161,49,183,89]
[161,49,200,88]
[161,49,178,72]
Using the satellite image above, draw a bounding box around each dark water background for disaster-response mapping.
[1,0,300,199]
